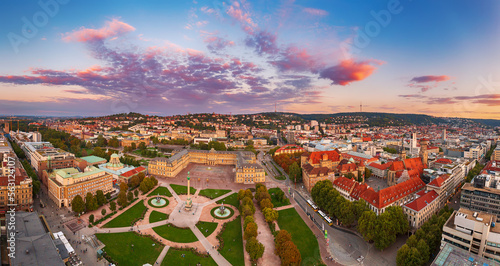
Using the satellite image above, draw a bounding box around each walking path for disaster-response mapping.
[155,245,171,265]
[252,201,280,265]
[191,225,231,266]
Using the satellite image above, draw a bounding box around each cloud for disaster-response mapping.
[399,94,500,107]
[319,59,384,85]
[226,1,257,34]
[62,18,135,42]
[303,8,328,16]
[410,75,450,83]
[245,30,279,55]
[204,36,235,53]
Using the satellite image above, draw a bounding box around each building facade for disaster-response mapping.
[148,148,265,184]
[441,208,500,262]
[47,166,113,207]
[403,190,439,229]
[461,175,500,221]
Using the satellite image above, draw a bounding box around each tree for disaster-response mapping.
[281,240,302,265]
[127,191,133,201]
[288,162,302,183]
[109,137,120,148]
[374,213,397,250]
[134,189,139,197]
[396,244,422,266]
[244,222,258,240]
[131,142,137,150]
[71,195,85,214]
[238,189,246,200]
[96,190,107,206]
[386,206,410,235]
[101,209,106,216]
[406,235,418,248]
[244,216,255,229]
[259,198,273,210]
[117,191,128,207]
[365,168,372,179]
[263,208,279,223]
[110,201,117,212]
[139,142,146,150]
[120,182,128,192]
[85,192,98,211]
[416,239,430,264]
[274,188,286,203]
[256,191,271,203]
[358,210,377,241]
[274,230,292,253]
[244,189,253,199]
[339,201,356,226]
[208,141,226,151]
[245,236,264,262]
[241,204,255,218]
[89,214,95,224]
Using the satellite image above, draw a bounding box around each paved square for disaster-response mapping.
[366,177,389,192]
[65,219,86,233]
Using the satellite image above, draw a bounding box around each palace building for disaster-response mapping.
[148,148,265,184]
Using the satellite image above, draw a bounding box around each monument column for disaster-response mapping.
[185,171,192,210]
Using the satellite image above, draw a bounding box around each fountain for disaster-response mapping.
[213,202,231,218]
[149,193,167,207]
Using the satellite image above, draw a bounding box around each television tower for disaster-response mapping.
[360,102,363,112]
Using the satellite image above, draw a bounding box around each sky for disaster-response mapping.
[0,0,499,118]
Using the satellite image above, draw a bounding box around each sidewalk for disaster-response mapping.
[252,200,280,265]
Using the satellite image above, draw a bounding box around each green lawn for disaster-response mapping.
[275,175,286,180]
[269,187,291,208]
[216,193,239,208]
[219,216,244,266]
[198,188,231,199]
[277,208,322,265]
[103,200,147,228]
[148,186,172,197]
[162,248,217,266]
[196,221,218,237]
[96,232,163,266]
[170,184,197,195]
[149,210,169,223]
[153,224,198,243]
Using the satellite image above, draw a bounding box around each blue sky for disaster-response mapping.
[0,0,499,118]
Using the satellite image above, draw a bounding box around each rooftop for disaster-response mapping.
[432,242,499,266]
[80,155,107,164]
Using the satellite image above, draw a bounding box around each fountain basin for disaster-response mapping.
[148,197,169,208]
[210,206,234,219]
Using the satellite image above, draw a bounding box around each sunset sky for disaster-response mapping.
[0,0,499,118]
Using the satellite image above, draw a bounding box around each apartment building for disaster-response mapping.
[47,166,113,207]
[461,174,500,221]
[493,146,500,162]
[426,161,466,208]
[441,208,500,262]
[403,190,439,229]
[21,142,74,173]
[0,167,33,213]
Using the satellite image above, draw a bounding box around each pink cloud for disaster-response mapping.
[319,59,384,85]
[226,2,257,34]
[62,18,135,42]
[303,8,329,16]
[410,75,450,83]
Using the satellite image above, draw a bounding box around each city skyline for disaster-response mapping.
[0,0,499,118]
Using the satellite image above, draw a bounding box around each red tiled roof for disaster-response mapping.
[338,162,357,172]
[368,162,392,170]
[0,169,27,186]
[333,176,356,192]
[404,190,439,212]
[120,166,147,178]
[435,158,453,164]
[389,161,405,171]
[428,174,450,188]
[303,163,330,176]
[362,137,372,142]
[308,150,341,165]
[360,177,425,209]
[350,183,369,200]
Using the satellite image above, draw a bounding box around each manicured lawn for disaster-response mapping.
[277,208,322,265]
[216,193,239,208]
[198,188,231,199]
[153,224,198,243]
[170,184,197,195]
[162,248,217,266]
[219,216,244,266]
[149,210,169,223]
[196,221,218,237]
[269,187,291,208]
[103,200,147,228]
[275,175,286,180]
[96,232,163,266]
[148,186,172,197]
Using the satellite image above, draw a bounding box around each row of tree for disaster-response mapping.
[311,180,369,227]
[139,176,158,194]
[312,180,410,250]
[466,163,485,182]
[273,153,303,182]
[127,172,146,188]
[238,188,264,263]
[20,159,41,195]
[71,190,108,214]
[396,205,454,266]
[255,184,279,223]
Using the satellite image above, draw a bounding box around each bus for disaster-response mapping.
[323,215,333,226]
[306,199,318,212]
